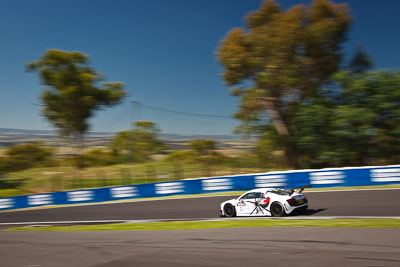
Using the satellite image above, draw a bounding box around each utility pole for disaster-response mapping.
[130,101,141,164]
[130,101,141,129]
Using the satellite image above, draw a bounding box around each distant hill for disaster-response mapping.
[0,128,112,136]
[0,128,254,156]
[0,128,239,140]
[0,128,250,152]
[0,128,55,135]
[160,133,239,141]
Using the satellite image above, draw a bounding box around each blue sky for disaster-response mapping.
[1,0,400,135]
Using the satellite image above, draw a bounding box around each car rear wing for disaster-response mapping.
[289,185,312,195]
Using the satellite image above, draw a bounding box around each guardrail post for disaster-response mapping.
[72,173,77,189]
[51,175,58,192]
[96,171,106,187]
[120,169,131,185]
[128,168,133,185]
[147,165,156,183]
[173,163,183,180]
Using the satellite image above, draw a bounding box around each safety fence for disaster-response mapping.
[0,165,399,211]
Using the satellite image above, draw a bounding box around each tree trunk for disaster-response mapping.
[262,97,290,136]
[261,97,300,169]
[75,133,85,169]
[284,141,300,169]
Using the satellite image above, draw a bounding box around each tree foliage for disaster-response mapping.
[27,49,126,140]
[79,148,116,167]
[166,151,195,163]
[109,121,165,163]
[0,143,53,172]
[189,139,217,156]
[292,70,400,168]
[188,139,226,167]
[217,0,351,167]
[348,46,373,74]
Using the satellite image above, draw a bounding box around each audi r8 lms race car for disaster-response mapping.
[220,185,311,217]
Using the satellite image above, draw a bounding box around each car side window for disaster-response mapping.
[241,193,249,199]
[242,192,256,199]
[254,192,263,199]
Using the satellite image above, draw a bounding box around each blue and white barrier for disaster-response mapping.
[1,165,399,211]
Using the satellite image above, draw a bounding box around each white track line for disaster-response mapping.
[1,216,400,226]
[0,220,129,226]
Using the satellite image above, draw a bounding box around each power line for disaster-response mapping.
[130,101,141,129]
[97,106,131,131]
[135,102,234,119]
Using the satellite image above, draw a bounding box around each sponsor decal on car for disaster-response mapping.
[237,201,246,207]
[370,168,400,182]
[202,178,233,191]
[309,171,345,184]
[155,182,184,194]
[111,186,138,198]
[255,175,287,187]
[67,191,93,202]
[28,194,53,206]
[0,198,14,209]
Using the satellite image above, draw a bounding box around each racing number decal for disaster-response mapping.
[237,200,246,212]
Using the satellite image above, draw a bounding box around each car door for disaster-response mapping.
[238,191,266,216]
[237,192,257,215]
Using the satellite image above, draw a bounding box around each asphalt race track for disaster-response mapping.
[1,189,400,224]
[1,227,400,267]
[1,189,400,267]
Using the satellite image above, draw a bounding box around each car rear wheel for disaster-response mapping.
[270,202,285,217]
[223,203,236,217]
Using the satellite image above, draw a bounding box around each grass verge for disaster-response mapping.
[0,162,266,197]
[8,219,400,231]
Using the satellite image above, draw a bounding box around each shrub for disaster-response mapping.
[0,143,54,172]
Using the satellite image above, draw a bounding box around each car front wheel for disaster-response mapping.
[223,203,236,217]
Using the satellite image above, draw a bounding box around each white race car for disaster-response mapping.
[220,185,311,217]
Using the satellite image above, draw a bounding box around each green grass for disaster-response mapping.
[1,159,400,198]
[0,161,274,197]
[8,219,400,231]
[0,189,26,198]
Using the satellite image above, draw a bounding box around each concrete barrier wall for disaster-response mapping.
[1,165,399,211]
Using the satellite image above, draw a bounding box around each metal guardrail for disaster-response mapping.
[1,165,399,211]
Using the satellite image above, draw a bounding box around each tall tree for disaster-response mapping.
[292,70,400,168]
[331,70,400,165]
[189,139,217,157]
[109,121,164,162]
[217,0,351,168]
[27,49,126,165]
[348,45,373,73]
[189,139,223,176]
[133,121,165,160]
[0,143,53,172]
